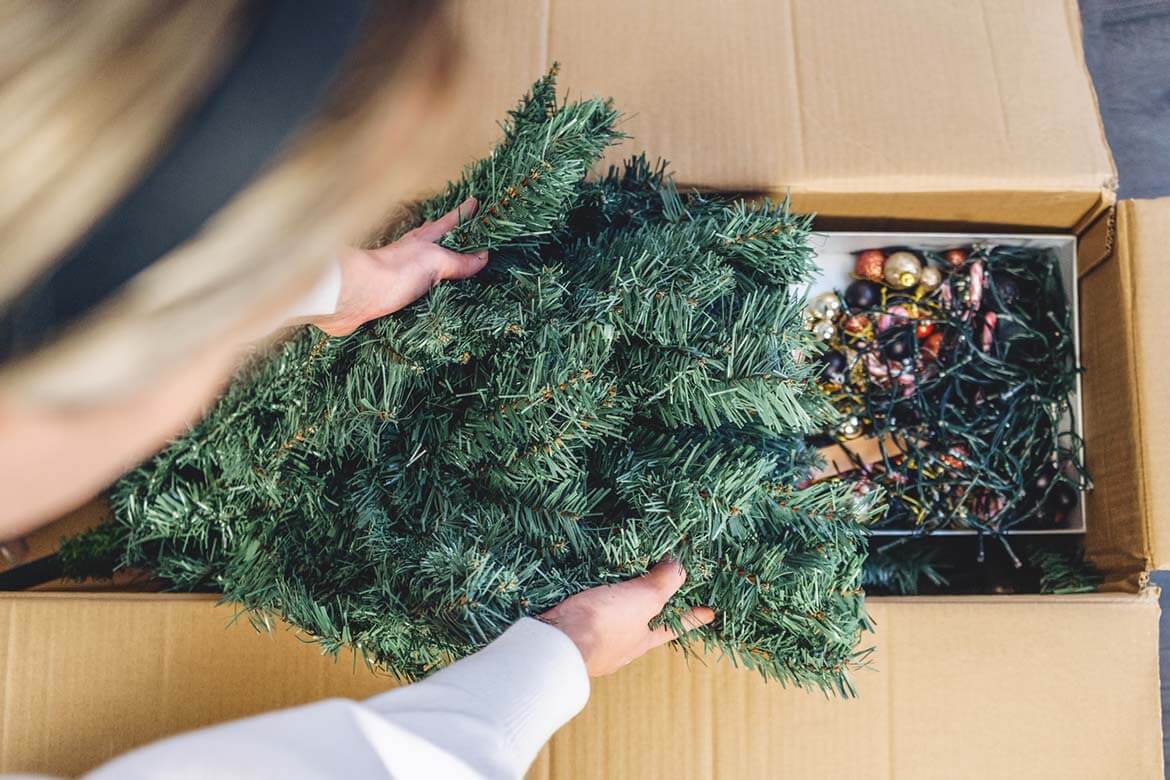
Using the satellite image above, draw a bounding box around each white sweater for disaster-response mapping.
[83,618,590,780]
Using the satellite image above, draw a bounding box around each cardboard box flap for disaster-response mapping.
[1082,205,1147,588]
[1124,198,1170,570]
[442,0,1115,227]
[1086,198,1170,582]
[542,593,1163,780]
[0,593,1162,779]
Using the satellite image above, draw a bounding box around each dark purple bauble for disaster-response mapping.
[996,315,1028,341]
[1046,482,1078,516]
[885,339,911,361]
[992,273,1021,307]
[1030,463,1058,496]
[882,328,914,360]
[844,279,881,310]
[996,315,1041,360]
[886,402,921,429]
[891,409,918,428]
[819,350,848,380]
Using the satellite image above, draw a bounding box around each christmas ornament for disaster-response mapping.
[890,406,919,427]
[996,316,1026,339]
[918,265,943,292]
[842,313,870,336]
[965,260,984,313]
[882,328,914,360]
[980,311,997,352]
[811,318,836,341]
[1029,463,1058,496]
[863,352,889,380]
[844,279,880,309]
[854,249,885,282]
[992,273,1020,306]
[837,415,862,439]
[808,290,843,320]
[879,305,913,331]
[920,330,945,361]
[883,251,922,289]
[944,248,968,267]
[1046,482,1078,518]
[819,350,848,381]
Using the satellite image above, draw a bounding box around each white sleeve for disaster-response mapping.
[283,256,342,321]
[84,618,590,780]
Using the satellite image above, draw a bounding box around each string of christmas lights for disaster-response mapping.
[804,243,1088,542]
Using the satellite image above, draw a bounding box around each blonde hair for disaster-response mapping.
[0,0,458,404]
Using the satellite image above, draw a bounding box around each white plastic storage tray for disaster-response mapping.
[807,232,1084,536]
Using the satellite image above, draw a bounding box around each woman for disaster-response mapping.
[0,3,713,778]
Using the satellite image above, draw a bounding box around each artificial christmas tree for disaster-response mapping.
[64,68,872,694]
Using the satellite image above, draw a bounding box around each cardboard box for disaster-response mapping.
[1,591,1161,779]
[1,1,1166,777]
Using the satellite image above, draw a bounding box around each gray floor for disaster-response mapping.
[1078,0,1170,771]
[1157,571,1170,775]
[1081,0,1170,200]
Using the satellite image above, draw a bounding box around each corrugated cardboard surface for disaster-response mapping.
[1121,199,1170,570]
[540,593,1163,780]
[0,594,389,777]
[1082,203,1150,587]
[0,593,1160,779]
[436,0,1114,228]
[1081,198,1170,584]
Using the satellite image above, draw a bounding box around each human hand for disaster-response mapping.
[539,559,716,677]
[313,197,489,336]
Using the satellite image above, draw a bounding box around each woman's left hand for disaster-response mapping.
[313,197,488,336]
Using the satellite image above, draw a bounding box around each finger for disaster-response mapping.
[433,248,489,283]
[414,196,478,243]
[637,558,687,604]
[644,606,717,651]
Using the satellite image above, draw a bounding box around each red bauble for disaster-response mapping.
[842,313,870,335]
[915,321,934,339]
[943,248,968,267]
[921,331,945,361]
[854,250,885,282]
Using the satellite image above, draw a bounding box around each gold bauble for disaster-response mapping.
[883,251,922,289]
[808,291,843,321]
[811,318,836,342]
[918,265,943,292]
[838,415,862,439]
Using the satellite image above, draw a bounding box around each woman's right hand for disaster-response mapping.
[538,560,716,677]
